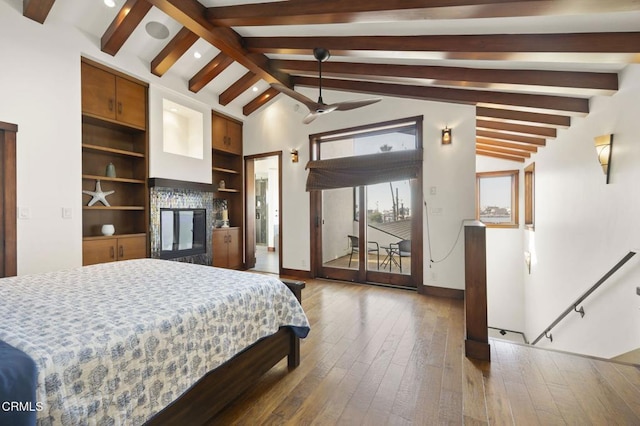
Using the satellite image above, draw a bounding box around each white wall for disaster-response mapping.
[478,64,640,359]
[244,89,476,289]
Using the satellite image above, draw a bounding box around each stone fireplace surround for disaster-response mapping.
[149,178,226,266]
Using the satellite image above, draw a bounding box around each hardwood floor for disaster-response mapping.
[210,278,640,425]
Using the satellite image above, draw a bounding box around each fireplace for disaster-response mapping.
[149,180,215,265]
[160,208,206,259]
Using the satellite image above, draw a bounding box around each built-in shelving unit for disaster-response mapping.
[81,57,149,265]
[211,111,243,269]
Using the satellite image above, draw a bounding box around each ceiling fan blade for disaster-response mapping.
[332,98,382,112]
[302,105,338,124]
[271,83,320,111]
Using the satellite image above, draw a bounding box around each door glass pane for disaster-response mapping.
[322,187,358,270]
[366,180,412,275]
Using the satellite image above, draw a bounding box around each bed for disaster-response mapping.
[0,259,310,425]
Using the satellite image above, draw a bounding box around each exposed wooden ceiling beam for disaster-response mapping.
[477,129,546,146]
[294,77,590,114]
[477,150,526,162]
[151,27,199,77]
[245,32,640,55]
[476,119,557,138]
[101,0,153,56]
[205,0,556,26]
[219,72,261,106]
[476,138,538,152]
[243,87,279,116]
[23,0,55,24]
[146,0,291,85]
[476,107,571,127]
[189,52,234,93]
[476,143,531,158]
[273,59,618,93]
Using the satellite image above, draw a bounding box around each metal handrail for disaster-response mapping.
[531,250,637,345]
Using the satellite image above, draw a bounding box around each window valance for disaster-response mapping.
[305,149,423,191]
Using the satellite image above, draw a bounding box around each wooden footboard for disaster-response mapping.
[145,279,305,425]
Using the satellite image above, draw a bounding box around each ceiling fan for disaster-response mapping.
[272,48,381,124]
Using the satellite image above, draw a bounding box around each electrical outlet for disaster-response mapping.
[301,259,307,268]
[430,186,437,196]
[431,207,443,216]
[431,271,438,281]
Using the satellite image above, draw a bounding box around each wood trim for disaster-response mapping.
[146,0,291,86]
[148,177,213,192]
[219,72,261,106]
[475,143,531,158]
[151,27,199,77]
[0,123,18,277]
[273,59,618,93]
[464,222,490,361]
[476,107,571,127]
[189,52,234,92]
[476,138,538,153]
[243,87,279,116]
[22,0,55,24]
[245,32,640,55]
[281,268,313,279]
[476,119,557,138]
[101,0,153,56]
[477,129,546,146]
[419,284,464,300]
[294,77,590,115]
[81,57,149,87]
[477,150,526,163]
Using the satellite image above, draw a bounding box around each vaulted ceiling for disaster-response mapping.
[22,0,640,162]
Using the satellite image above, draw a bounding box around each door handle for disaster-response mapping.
[119,245,124,258]
[110,246,115,259]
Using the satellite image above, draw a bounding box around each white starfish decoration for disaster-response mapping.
[83,180,114,207]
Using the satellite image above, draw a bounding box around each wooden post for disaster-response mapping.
[464,220,490,360]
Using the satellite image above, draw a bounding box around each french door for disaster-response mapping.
[309,116,423,289]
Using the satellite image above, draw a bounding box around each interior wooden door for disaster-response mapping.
[0,121,17,277]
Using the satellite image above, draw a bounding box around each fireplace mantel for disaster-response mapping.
[148,178,213,192]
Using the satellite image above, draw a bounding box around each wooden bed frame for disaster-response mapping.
[146,279,305,425]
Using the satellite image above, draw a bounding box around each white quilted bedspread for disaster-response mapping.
[0,259,310,425]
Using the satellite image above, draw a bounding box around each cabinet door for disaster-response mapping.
[81,62,116,120]
[117,235,147,261]
[83,238,117,266]
[227,228,243,269]
[115,77,146,129]
[211,114,228,152]
[225,120,243,155]
[212,229,229,268]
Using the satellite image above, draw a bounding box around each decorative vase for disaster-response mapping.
[105,162,116,178]
[101,224,115,236]
[219,179,225,190]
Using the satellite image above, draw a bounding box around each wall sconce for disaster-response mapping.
[290,149,299,163]
[594,134,613,184]
[441,127,452,145]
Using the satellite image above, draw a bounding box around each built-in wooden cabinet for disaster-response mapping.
[81,60,146,129]
[212,111,243,269]
[82,234,147,266]
[81,57,149,266]
[213,227,242,269]
[212,111,242,155]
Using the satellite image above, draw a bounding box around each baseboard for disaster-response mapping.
[419,284,464,300]
[280,268,313,280]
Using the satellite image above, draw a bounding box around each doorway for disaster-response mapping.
[309,116,423,289]
[245,152,282,274]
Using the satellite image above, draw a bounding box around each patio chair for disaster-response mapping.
[348,235,380,269]
[389,239,411,273]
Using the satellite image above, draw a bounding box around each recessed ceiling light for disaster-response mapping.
[252,86,258,92]
[145,21,170,40]
[104,0,116,7]
[194,51,202,59]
